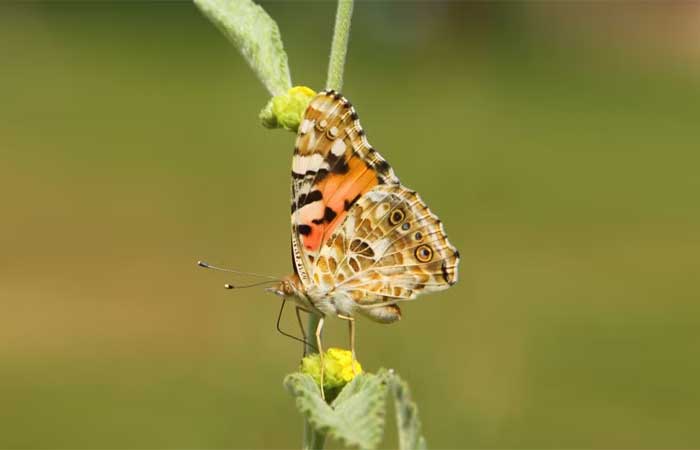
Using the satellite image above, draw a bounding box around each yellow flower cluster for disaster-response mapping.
[259,86,316,132]
[301,347,363,392]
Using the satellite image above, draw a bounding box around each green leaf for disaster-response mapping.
[285,371,389,449]
[390,373,427,450]
[194,0,292,96]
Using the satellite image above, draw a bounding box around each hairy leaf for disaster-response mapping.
[194,0,292,95]
[390,373,427,450]
[285,371,389,449]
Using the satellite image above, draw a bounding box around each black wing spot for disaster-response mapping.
[333,92,342,100]
[375,159,391,175]
[291,246,299,275]
[298,190,323,208]
[293,169,329,182]
[454,250,460,258]
[326,152,349,174]
[315,168,329,182]
[312,207,338,225]
[298,224,312,236]
[332,159,349,174]
[344,193,361,211]
[324,207,337,222]
[441,260,455,285]
[441,261,449,282]
[350,111,358,121]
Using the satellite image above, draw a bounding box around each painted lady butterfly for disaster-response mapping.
[270,90,460,394]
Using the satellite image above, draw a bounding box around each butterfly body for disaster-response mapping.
[279,273,363,318]
[273,90,460,324]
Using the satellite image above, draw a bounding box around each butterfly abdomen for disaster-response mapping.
[358,304,401,324]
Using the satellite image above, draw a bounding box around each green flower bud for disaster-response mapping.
[259,86,316,132]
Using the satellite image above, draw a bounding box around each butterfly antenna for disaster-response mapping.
[276,298,318,351]
[223,280,278,290]
[197,260,280,281]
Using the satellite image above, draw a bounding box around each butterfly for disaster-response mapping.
[269,89,460,397]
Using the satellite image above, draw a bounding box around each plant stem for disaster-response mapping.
[305,313,321,357]
[303,417,326,450]
[326,0,354,91]
[303,1,354,447]
[303,313,326,449]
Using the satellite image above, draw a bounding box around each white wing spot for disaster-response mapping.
[375,202,391,218]
[300,119,313,134]
[293,153,325,174]
[331,139,346,156]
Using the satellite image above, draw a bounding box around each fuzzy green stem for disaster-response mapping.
[303,1,354,447]
[303,313,325,449]
[303,418,326,450]
[305,313,321,358]
[326,0,354,91]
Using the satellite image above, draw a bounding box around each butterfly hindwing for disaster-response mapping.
[315,184,460,305]
[291,90,398,287]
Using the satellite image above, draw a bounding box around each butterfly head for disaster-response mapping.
[267,274,305,299]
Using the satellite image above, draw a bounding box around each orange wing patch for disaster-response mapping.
[318,156,378,244]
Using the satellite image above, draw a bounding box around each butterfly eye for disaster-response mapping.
[389,209,405,225]
[401,222,410,231]
[415,244,433,263]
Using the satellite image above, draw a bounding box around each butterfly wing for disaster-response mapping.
[291,90,399,288]
[314,184,459,308]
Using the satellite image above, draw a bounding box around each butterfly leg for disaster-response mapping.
[315,316,326,400]
[295,306,312,357]
[337,314,357,375]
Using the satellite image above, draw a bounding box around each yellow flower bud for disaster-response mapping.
[300,348,362,400]
[259,85,316,132]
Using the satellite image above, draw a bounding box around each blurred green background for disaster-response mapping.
[1,1,699,448]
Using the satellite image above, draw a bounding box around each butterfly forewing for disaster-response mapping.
[291,90,398,288]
